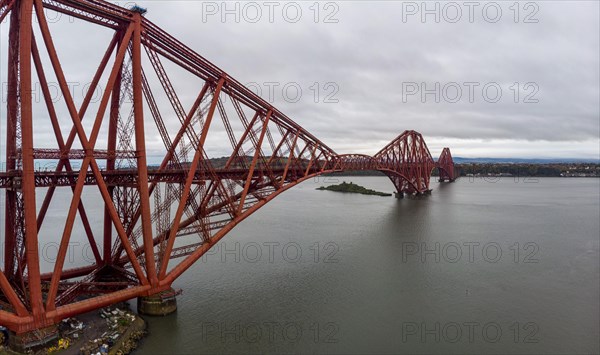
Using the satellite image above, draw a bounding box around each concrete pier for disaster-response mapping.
[137,288,180,316]
[8,325,58,353]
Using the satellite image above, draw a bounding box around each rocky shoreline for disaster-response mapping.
[316,181,392,197]
[0,303,148,355]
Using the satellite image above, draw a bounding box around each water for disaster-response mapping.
[1,177,599,353]
[134,177,599,354]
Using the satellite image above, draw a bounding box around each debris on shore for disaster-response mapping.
[0,303,146,355]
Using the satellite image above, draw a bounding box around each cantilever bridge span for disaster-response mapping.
[0,0,458,336]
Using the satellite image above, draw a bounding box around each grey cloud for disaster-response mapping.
[0,1,598,159]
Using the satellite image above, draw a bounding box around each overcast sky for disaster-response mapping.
[0,0,599,160]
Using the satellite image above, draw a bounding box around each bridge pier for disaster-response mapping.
[137,288,180,316]
[394,192,404,199]
[8,326,58,353]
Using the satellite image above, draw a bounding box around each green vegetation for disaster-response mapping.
[321,163,600,178]
[460,163,599,177]
[316,181,392,196]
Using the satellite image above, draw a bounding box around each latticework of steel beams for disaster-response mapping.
[0,0,456,333]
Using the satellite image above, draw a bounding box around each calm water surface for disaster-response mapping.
[136,177,599,354]
[1,177,598,354]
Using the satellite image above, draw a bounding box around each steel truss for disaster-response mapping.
[0,0,456,333]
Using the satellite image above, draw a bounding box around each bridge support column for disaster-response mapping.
[394,192,404,199]
[137,288,179,316]
[8,325,58,353]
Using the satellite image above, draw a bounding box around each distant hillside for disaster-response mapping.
[453,157,600,164]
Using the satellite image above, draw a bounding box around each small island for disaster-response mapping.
[316,181,392,197]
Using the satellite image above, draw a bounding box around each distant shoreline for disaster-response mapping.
[0,161,597,178]
[323,162,599,178]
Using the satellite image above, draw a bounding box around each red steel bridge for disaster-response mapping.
[0,0,457,337]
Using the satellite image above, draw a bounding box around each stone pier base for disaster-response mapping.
[137,288,179,316]
[394,192,404,199]
[9,325,58,353]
